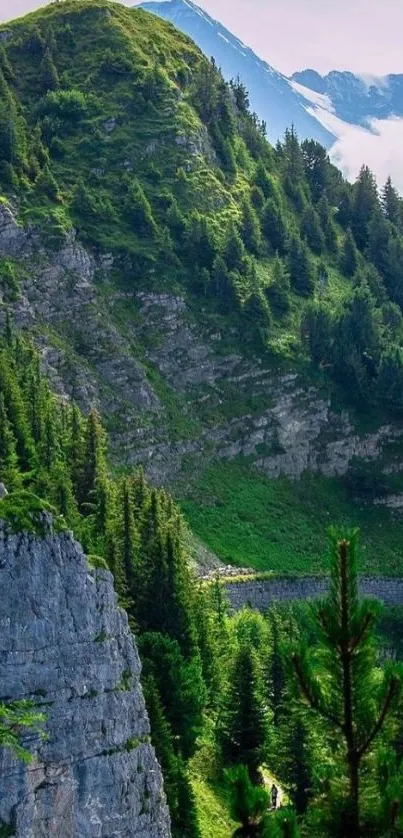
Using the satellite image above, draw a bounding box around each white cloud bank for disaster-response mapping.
[291,80,403,193]
[329,117,403,194]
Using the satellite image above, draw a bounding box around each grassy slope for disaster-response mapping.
[180,461,403,575]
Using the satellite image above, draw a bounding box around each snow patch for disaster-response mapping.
[290,79,335,113]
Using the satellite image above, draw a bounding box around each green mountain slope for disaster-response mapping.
[2,0,403,573]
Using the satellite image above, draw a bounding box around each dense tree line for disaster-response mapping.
[2,330,403,837]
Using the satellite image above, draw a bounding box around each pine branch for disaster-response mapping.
[357,676,400,759]
[292,654,343,730]
[349,612,375,653]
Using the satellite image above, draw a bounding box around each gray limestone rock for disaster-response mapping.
[0,524,171,838]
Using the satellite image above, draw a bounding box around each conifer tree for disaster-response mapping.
[78,408,108,523]
[286,719,312,816]
[225,764,269,837]
[224,222,247,272]
[143,674,180,820]
[254,160,274,198]
[341,229,358,277]
[261,200,287,254]
[219,643,268,782]
[381,176,402,228]
[301,205,325,254]
[317,195,338,253]
[265,256,290,315]
[0,393,21,490]
[0,44,14,83]
[287,236,315,297]
[125,177,156,236]
[291,530,403,836]
[241,194,263,255]
[351,165,379,251]
[40,47,60,92]
[112,477,139,602]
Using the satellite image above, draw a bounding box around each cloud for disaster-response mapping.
[294,84,403,192]
[329,117,403,193]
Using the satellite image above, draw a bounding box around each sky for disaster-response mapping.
[2,0,403,75]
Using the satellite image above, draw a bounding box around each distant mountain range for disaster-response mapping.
[139,1,403,140]
[292,70,403,128]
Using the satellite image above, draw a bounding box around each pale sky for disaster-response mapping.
[1,0,403,76]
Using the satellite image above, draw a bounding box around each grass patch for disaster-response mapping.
[0,491,66,536]
[180,461,403,575]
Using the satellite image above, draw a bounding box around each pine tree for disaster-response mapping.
[265,256,290,315]
[212,255,238,312]
[78,408,108,522]
[341,230,358,277]
[381,176,402,229]
[241,195,263,255]
[254,160,274,198]
[291,530,403,836]
[113,477,139,600]
[224,222,247,272]
[174,760,202,838]
[225,764,269,837]
[351,165,379,251]
[367,208,391,277]
[338,189,353,229]
[287,236,315,297]
[125,177,156,236]
[0,70,26,178]
[0,44,14,83]
[286,719,312,815]
[301,205,325,254]
[302,302,333,367]
[186,211,216,271]
[261,200,287,254]
[143,674,180,822]
[219,643,268,782]
[139,632,205,759]
[40,47,60,92]
[317,195,338,254]
[0,393,21,490]
[301,139,328,202]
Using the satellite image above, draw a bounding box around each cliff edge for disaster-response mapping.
[0,520,171,838]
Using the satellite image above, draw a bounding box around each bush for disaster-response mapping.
[225,765,269,836]
[38,88,93,122]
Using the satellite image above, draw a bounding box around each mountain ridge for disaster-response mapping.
[138,0,336,147]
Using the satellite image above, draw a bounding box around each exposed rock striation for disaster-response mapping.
[2,201,403,488]
[0,520,171,838]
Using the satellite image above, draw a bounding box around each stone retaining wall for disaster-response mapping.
[224,576,403,612]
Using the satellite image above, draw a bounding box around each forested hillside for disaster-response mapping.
[2,1,403,574]
[2,323,403,838]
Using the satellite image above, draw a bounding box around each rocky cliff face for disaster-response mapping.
[2,201,403,491]
[0,519,171,838]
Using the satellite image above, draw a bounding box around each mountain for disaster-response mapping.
[138,0,336,147]
[2,0,403,571]
[292,68,403,128]
[3,3,403,835]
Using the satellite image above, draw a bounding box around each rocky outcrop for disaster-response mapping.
[2,202,403,488]
[0,521,171,838]
[224,575,403,612]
